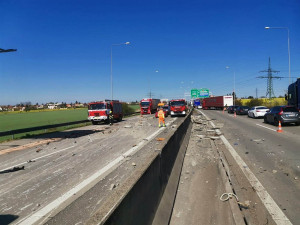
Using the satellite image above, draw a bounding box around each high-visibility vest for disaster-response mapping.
[158,110,164,118]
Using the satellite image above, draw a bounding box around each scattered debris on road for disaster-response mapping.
[0,166,25,174]
[27,159,36,163]
[109,184,116,190]
[156,138,165,141]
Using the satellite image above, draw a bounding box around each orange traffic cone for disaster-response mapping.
[234,111,237,118]
[277,121,283,133]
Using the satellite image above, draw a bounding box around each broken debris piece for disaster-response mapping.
[109,184,116,190]
[156,138,165,141]
[27,159,36,163]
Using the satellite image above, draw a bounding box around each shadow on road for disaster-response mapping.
[0,214,19,225]
[31,129,105,139]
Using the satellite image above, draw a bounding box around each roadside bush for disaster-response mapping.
[239,98,287,108]
[122,103,135,115]
[235,99,243,106]
[247,99,264,107]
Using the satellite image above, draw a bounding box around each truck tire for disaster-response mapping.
[92,121,97,125]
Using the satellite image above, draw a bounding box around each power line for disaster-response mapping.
[257,57,284,99]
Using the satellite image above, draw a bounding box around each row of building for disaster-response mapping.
[0,103,87,112]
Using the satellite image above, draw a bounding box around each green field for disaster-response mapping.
[129,104,140,111]
[0,108,88,132]
[0,105,139,142]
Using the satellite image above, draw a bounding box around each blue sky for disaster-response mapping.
[1,0,299,105]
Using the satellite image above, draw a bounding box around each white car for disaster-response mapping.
[248,106,269,118]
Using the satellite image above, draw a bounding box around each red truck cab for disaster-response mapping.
[140,98,160,114]
[169,99,187,117]
[88,100,123,125]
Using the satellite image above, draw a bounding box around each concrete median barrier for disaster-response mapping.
[87,112,192,225]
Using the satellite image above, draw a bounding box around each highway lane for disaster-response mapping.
[0,115,177,224]
[201,109,300,224]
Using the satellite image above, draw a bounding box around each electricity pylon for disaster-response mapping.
[257,57,283,99]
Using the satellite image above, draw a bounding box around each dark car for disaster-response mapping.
[236,106,250,115]
[227,106,239,114]
[264,106,300,126]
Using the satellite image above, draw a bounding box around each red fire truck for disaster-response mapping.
[169,99,187,116]
[140,98,160,114]
[88,100,123,125]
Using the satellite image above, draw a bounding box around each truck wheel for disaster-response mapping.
[92,121,97,125]
[264,117,268,123]
[118,116,123,122]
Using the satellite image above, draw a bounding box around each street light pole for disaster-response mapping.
[226,66,235,105]
[265,26,291,85]
[110,42,130,101]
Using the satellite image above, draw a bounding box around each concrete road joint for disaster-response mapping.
[199,110,292,225]
[14,118,177,225]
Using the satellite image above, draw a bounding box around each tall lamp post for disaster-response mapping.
[265,26,291,85]
[226,66,236,105]
[111,42,130,100]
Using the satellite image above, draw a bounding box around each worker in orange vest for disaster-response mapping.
[158,107,166,128]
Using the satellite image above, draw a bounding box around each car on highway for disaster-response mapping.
[248,106,269,118]
[236,106,250,115]
[264,106,300,126]
[227,105,239,114]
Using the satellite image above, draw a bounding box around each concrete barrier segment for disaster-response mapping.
[87,111,192,225]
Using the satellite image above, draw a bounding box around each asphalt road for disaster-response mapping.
[0,115,178,225]
[201,109,300,224]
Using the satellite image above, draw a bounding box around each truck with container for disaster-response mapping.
[140,98,160,114]
[286,78,300,110]
[169,99,188,116]
[193,98,202,109]
[88,100,123,125]
[202,96,233,110]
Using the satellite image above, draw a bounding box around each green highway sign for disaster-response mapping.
[191,89,199,98]
[191,88,209,98]
[199,88,209,98]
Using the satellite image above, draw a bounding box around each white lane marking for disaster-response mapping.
[16,118,177,225]
[256,124,277,132]
[199,110,292,225]
[0,146,75,172]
